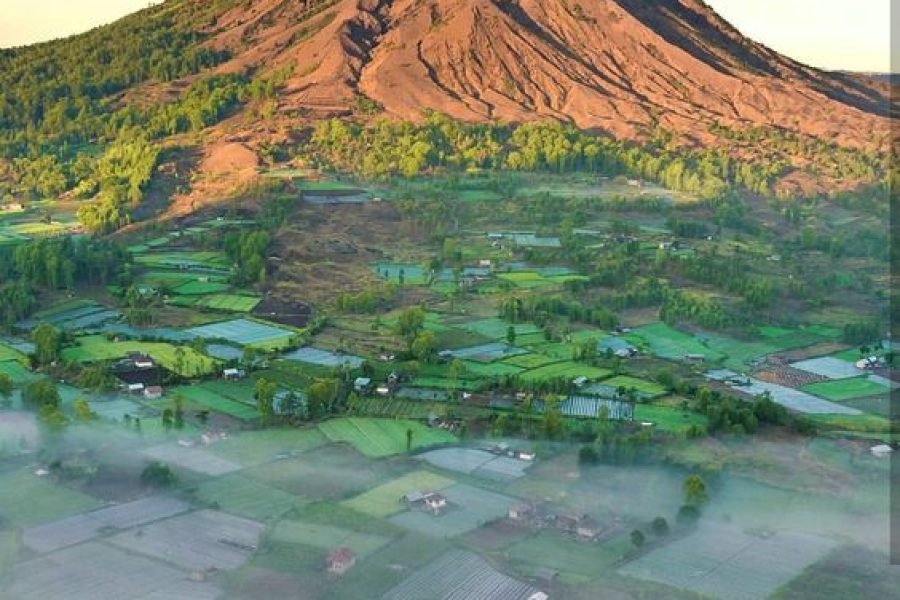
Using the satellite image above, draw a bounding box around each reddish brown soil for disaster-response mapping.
[194,0,889,152]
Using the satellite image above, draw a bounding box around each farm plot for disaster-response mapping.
[342,470,456,518]
[791,356,864,380]
[0,342,27,365]
[601,375,667,398]
[204,343,243,361]
[802,376,890,402]
[62,336,218,377]
[388,483,513,538]
[270,520,391,558]
[8,541,221,600]
[208,428,327,467]
[142,442,241,476]
[724,377,862,415]
[456,318,542,340]
[21,302,121,332]
[496,271,556,289]
[187,318,296,348]
[417,447,532,481]
[618,523,835,600]
[282,346,364,368]
[500,352,560,369]
[193,474,305,521]
[245,443,411,501]
[449,342,528,362]
[702,333,780,371]
[22,496,190,554]
[190,294,262,313]
[634,404,708,434]
[108,509,265,572]
[172,280,231,295]
[507,529,631,580]
[373,263,429,285]
[133,251,231,271]
[0,359,38,384]
[174,384,259,421]
[458,361,525,378]
[538,396,634,421]
[382,549,543,600]
[0,468,101,528]
[319,418,457,458]
[631,322,724,362]
[517,361,611,383]
[87,397,145,422]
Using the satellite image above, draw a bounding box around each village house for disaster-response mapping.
[222,368,246,380]
[423,492,448,514]
[353,377,372,394]
[870,444,893,458]
[508,502,534,522]
[143,385,163,400]
[326,547,356,575]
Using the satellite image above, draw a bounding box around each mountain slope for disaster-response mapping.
[194,0,889,149]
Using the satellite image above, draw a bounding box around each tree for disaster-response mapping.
[630,529,646,548]
[22,379,60,411]
[307,378,339,418]
[406,428,414,452]
[0,373,12,408]
[683,474,709,506]
[74,398,94,421]
[676,504,701,525]
[396,306,426,343]
[411,330,437,361]
[651,517,670,536]
[542,397,564,439]
[506,325,516,346]
[255,378,277,422]
[141,461,176,488]
[33,323,62,365]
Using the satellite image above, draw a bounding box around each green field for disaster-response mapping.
[501,352,561,369]
[507,530,632,582]
[172,280,232,295]
[193,473,306,520]
[342,470,456,517]
[456,318,542,339]
[802,377,890,402]
[602,375,667,397]
[318,418,457,458]
[634,404,708,434]
[271,519,392,558]
[0,344,27,365]
[631,322,724,362]
[192,294,261,312]
[173,385,260,420]
[517,361,611,383]
[0,360,37,384]
[458,361,525,378]
[0,468,102,527]
[208,428,328,466]
[62,335,219,377]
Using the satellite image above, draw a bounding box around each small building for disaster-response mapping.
[575,516,601,540]
[401,491,427,507]
[353,377,372,393]
[517,450,536,462]
[871,444,893,458]
[478,259,492,268]
[684,353,705,363]
[326,547,356,575]
[144,386,163,399]
[572,376,588,388]
[126,382,145,394]
[222,368,246,380]
[375,385,391,396]
[509,502,534,521]
[423,492,447,514]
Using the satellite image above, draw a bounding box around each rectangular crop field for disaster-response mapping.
[193,474,305,520]
[455,318,541,340]
[500,352,561,369]
[601,375,667,397]
[634,404,708,434]
[632,322,723,361]
[193,294,261,312]
[507,530,631,579]
[174,385,259,420]
[187,318,296,348]
[388,484,514,538]
[802,376,890,401]
[62,335,219,377]
[517,361,611,383]
[0,468,102,527]
[319,418,457,458]
[208,428,327,467]
[172,280,232,295]
[342,470,456,517]
[271,520,391,558]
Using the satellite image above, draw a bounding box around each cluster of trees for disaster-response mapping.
[497,294,617,330]
[308,115,788,196]
[694,387,791,435]
[224,229,271,286]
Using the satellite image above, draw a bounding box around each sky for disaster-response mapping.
[0,0,892,72]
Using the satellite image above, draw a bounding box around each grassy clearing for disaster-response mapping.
[500,353,561,369]
[802,377,890,402]
[602,375,667,397]
[192,294,261,312]
[62,335,219,377]
[318,418,457,458]
[172,280,231,295]
[517,362,611,383]
[342,470,456,517]
[635,404,707,434]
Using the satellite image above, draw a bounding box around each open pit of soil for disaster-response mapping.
[252,296,313,328]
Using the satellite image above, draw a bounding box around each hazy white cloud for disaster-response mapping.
[0,0,892,72]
